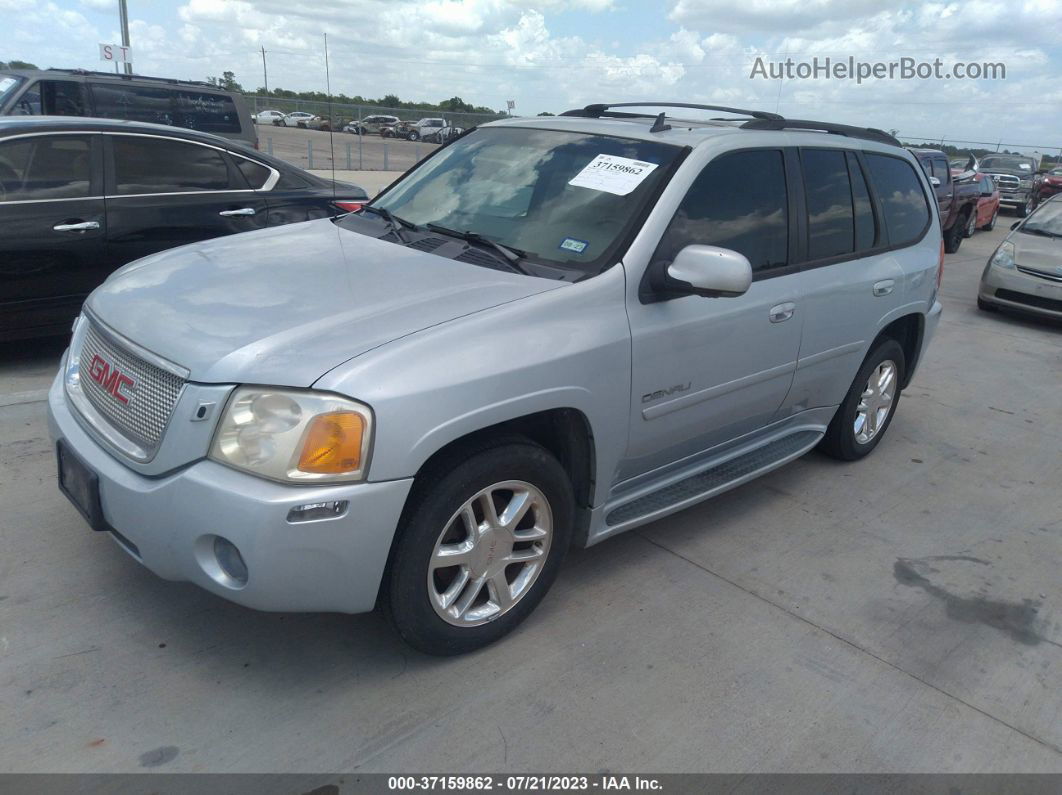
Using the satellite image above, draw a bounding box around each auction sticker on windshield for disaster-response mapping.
[569,154,659,196]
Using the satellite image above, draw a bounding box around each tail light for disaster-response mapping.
[936,239,945,291]
[333,201,365,214]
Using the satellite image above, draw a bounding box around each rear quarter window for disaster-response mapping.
[864,153,931,247]
[90,83,241,134]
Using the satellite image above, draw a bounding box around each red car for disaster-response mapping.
[970,172,1001,234]
[1038,166,1062,201]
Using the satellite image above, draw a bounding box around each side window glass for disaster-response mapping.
[933,159,949,182]
[803,149,854,260]
[864,153,931,247]
[42,81,86,116]
[654,149,788,274]
[233,156,271,189]
[14,82,42,115]
[847,152,876,252]
[0,135,92,201]
[112,136,231,194]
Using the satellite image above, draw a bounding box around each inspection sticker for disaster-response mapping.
[559,237,589,254]
[568,154,659,196]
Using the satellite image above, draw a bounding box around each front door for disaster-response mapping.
[0,132,107,337]
[623,148,804,481]
[103,133,268,270]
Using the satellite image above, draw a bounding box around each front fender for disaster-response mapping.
[314,266,633,508]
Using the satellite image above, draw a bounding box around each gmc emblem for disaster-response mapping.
[88,354,135,405]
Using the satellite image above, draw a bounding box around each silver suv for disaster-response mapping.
[49,102,943,655]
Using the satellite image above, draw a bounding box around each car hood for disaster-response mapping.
[87,219,563,386]
[1011,231,1062,274]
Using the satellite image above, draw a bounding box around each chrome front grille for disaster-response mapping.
[990,174,1020,190]
[79,321,185,454]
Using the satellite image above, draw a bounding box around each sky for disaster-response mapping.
[3,0,1062,151]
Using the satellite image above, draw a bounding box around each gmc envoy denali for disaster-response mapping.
[49,102,943,654]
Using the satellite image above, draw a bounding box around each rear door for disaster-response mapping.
[0,132,106,337]
[102,133,268,270]
[790,150,929,410]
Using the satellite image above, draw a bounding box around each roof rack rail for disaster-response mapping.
[561,102,783,121]
[36,68,217,89]
[740,118,900,146]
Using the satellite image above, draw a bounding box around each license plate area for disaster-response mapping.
[57,441,107,531]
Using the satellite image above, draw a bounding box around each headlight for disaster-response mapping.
[209,387,373,483]
[989,240,1015,270]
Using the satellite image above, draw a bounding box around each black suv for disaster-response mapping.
[0,69,257,148]
[0,116,367,340]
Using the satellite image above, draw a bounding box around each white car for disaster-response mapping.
[282,112,321,128]
[253,109,286,125]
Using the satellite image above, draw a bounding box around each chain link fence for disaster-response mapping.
[245,95,506,132]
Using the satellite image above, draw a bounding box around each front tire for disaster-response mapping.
[964,208,978,238]
[407,130,420,142]
[819,339,905,461]
[1017,197,1032,217]
[387,441,574,655]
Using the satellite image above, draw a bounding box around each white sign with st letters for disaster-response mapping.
[99,43,132,63]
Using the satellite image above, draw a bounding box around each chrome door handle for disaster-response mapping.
[873,279,895,297]
[219,208,256,217]
[769,302,795,323]
[53,221,100,232]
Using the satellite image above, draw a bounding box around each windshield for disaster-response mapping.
[365,126,682,273]
[980,156,1035,172]
[0,75,22,108]
[1022,201,1062,236]
[1050,168,1062,176]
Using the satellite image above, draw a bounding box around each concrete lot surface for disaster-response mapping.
[0,221,1059,773]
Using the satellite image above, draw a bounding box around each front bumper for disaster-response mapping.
[979,264,1062,320]
[48,371,413,614]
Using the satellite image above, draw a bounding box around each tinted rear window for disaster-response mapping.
[864,153,930,247]
[803,149,854,260]
[233,156,271,189]
[91,83,241,134]
[112,136,231,194]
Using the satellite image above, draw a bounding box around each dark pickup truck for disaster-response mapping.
[910,149,980,253]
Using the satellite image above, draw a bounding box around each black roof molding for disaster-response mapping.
[740,117,901,146]
[21,68,218,89]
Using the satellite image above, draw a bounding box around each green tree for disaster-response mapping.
[537,111,555,116]
[206,70,243,92]
[1,59,38,70]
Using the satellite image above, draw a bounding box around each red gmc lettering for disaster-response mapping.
[88,354,134,404]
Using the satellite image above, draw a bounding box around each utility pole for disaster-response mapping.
[261,46,268,94]
[118,0,132,75]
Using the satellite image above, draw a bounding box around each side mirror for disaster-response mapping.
[929,176,941,187]
[664,245,753,298]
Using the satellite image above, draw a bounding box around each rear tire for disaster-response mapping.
[819,339,905,462]
[964,209,978,238]
[944,213,966,253]
[387,441,574,655]
[407,130,420,142]
[1017,198,1031,218]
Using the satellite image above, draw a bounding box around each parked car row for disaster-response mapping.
[0,116,367,340]
[341,114,464,143]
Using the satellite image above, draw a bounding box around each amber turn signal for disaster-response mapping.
[297,411,365,474]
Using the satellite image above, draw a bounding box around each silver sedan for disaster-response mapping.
[979,194,1062,320]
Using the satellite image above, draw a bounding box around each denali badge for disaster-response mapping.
[642,382,691,403]
[88,354,135,405]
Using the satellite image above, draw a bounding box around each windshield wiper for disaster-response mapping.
[426,223,532,275]
[363,205,414,243]
[1020,227,1062,239]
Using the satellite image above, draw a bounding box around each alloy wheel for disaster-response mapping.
[427,481,553,627]
[854,360,897,444]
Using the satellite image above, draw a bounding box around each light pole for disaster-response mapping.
[119,0,132,75]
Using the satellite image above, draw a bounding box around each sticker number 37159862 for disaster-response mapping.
[568,154,659,196]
